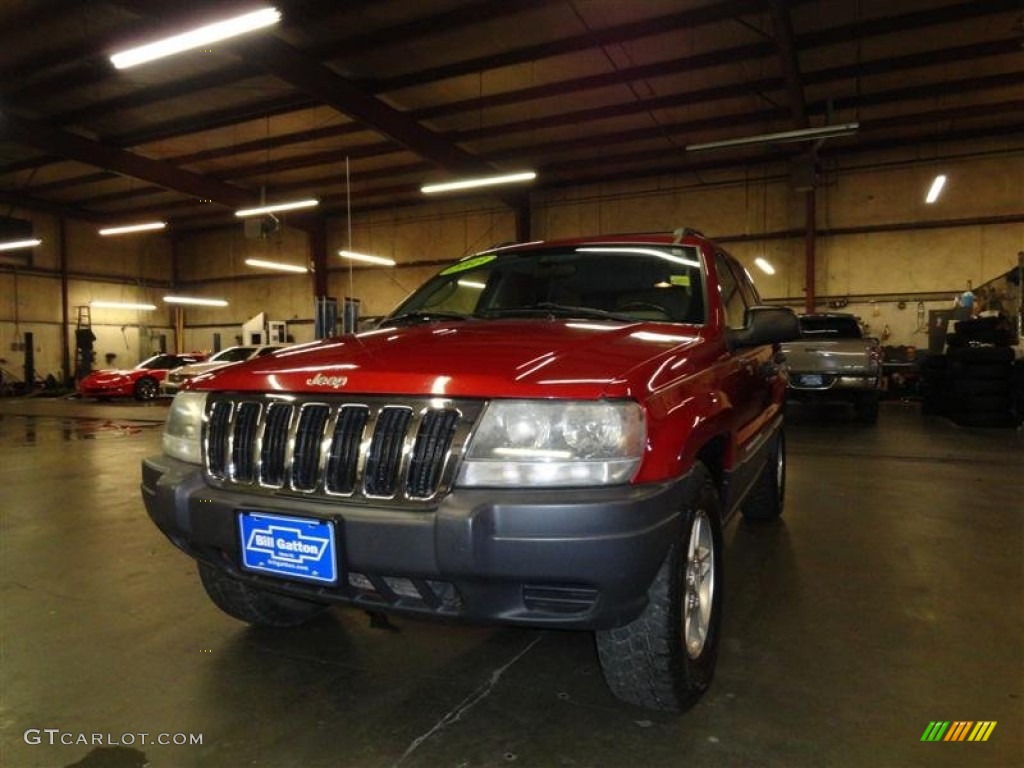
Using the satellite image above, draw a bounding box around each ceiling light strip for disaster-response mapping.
[235,199,319,217]
[754,258,776,275]
[685,123,860,152]
[98,221,166,236]
[163,296,229,307]
[245,258,308,273]
[89,301,157,311]
[0,238,42,252]
[925,175,947,204]
[338,250,395,267]
[421,171,537,194]
[110,7,282,69]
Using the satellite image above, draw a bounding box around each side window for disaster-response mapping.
[731,259,761,307]
[715,253,750,330]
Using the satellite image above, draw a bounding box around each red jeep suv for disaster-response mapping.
[141,230,798,712]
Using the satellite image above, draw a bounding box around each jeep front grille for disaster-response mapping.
[203,395,482,505]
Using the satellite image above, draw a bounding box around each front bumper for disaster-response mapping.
[141,455,693,630]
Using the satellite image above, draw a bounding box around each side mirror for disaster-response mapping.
[729,306,801,348]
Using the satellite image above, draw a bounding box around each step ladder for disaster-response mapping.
[74,306,94,381]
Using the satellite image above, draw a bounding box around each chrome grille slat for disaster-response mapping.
[364,407,414,498]
[326,405,370,495]
[291,404,331,492]
[230,402,261,482]
[204,395,482,507]
[259,403,294,487]
[407,409,460,498]
[206,401,232,478]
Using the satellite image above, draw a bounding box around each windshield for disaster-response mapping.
[799,316,863,339]
[390,245,705,324]
[209,347,255,363]
[137,354,184,370]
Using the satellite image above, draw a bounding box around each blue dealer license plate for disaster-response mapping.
[238,512,338,585]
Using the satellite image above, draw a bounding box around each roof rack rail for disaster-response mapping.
[672,227,705,243]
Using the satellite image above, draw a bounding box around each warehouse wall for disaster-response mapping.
[0,212,174,383]
[175,199,517,350]
[532,139,1023,347]
[5,139,1019,385]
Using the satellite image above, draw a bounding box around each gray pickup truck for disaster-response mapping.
[782,313,882,423]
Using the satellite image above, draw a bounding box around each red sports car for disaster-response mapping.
[78,353,206,401]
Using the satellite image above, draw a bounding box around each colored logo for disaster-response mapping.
[921,721,997,742]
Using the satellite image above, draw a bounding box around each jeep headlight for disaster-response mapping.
[162,391,208,464]
[458,400,644,487]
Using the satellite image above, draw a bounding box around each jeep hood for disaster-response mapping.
[192,319,707,399]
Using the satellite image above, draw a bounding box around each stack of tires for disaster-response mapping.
[946,316,1014,349]
[1014,360,1024,426]
[919,354,953,416]
[947,346,1017,427]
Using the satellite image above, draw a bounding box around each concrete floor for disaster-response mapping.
[1,398,1021,768]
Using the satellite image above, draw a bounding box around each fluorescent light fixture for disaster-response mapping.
[163,296,229,307]
[110,7,281,69]
[0,238,42,251]
[245,258,308,273]
[754,258,776,275]
[421,171,537,194]
[457,279,487,289]
[90,300,157,311]
[98,221,166,236]
[235,198,318,217]
[686,123,860,152]
[338,250,396,267]
[925,174,947,204]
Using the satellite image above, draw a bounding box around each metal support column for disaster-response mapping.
[59,218,71,385]
[310,216,329,299]
[514,198,532,243]
[804,191,816,314]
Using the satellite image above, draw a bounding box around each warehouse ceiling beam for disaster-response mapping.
[768,0,808,129]
[7,0,360,103]
[0,112,254,209]
[230,37,493,176]
[6,21,1015,190]
[0,188,103,222]
[767,0,815,314]
[0,2,1012,181]
[23,41,1020,207]
[28,0,560,128]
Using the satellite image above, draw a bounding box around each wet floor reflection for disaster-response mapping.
[0,415,159,445]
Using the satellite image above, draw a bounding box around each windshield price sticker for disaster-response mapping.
[440,253,497,275]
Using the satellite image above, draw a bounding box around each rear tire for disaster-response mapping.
[198,562,326,627]
[742,430,785,520]
[854,394,880,424]
[595,463,723,712]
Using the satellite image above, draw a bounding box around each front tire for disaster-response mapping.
[198,562,327,627]
[595,462,723,712]
[134,376,158,401]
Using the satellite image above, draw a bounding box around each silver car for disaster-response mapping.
[162,344,287,395]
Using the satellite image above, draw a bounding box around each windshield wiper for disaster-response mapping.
[385,310,472,326]
[482,302,634,322]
